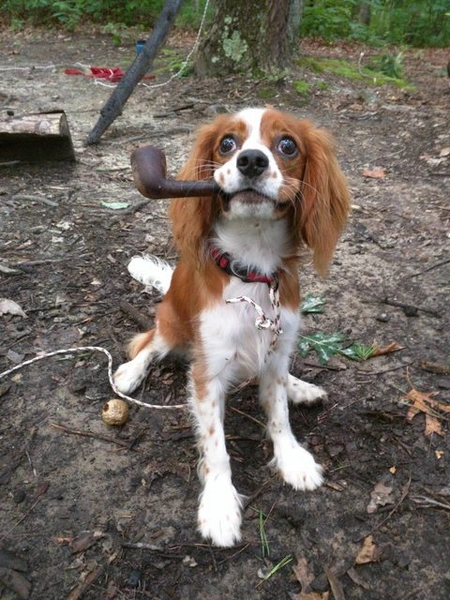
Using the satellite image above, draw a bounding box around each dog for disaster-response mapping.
[114,107,350,547]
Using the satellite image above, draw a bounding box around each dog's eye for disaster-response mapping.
[277,136,298,157]
[219,136,237,155]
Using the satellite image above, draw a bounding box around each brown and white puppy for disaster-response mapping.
[115,108,350,547]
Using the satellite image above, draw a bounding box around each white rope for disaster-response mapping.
[0,346,187,410]
[225,283,283,351]
[140,0,211,90]
[0,64,57,71]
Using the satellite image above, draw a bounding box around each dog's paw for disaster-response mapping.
[198,476,243,547]
[287,375,327,405]
[113,360,146,395]
[273,444,324,491]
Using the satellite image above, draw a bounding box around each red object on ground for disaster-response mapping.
[64,67,155,83]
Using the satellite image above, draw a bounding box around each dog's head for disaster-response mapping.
[170,108,350,274]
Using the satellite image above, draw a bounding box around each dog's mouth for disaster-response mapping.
[220,189,289,212]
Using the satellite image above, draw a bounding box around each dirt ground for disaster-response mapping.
[1,28,449,600]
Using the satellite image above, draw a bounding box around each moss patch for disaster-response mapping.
[293,80,312,96]
[297,56,415,90]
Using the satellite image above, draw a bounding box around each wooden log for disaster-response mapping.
[0,110,75,162]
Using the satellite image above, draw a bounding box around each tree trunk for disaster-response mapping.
[353,1,371,26]
[195,0,300,76]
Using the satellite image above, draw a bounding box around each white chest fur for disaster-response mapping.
[199,278,300,384]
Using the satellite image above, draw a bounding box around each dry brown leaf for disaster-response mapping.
[420,361,450,375]
[425,414,443,437]
[371,341,404,357]
[291,592,329,600]
[362,167,386,179]
[367,478,395,514]
[70,530,104,553]
[292,557,315,591]
[355,535,381,564]
[404,387,449,437]
[292,558,330,600]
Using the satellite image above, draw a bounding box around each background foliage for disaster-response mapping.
[2,0,449,48]
[300,0,450,47]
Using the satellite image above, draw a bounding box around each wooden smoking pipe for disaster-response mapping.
[131,145,220,199]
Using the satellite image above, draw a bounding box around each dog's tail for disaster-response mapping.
[127,255,173,295]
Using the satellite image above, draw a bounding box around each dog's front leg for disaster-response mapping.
[259,360,324,492]
[189,366,242,547]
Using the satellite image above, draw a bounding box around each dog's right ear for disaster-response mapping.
[169,120,227,260]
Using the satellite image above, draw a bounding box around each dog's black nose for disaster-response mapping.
[236,149,269,178]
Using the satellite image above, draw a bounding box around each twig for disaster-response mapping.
[370,477,411,535]
[217,543,251,565]
[228,406,265,428]
[66,564,105,600]
[119,299,152,330]
[356,361,413,376]
[12,194,59,207]
[411,495,450,511]
[409,258,450,278]
[243,477,275,509]
[122,542,164,551]
[112,199,152,216]
[0,482,49,542]
[50,422,134,448]
[380,297,440,318]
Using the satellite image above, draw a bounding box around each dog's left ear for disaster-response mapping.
[297,123,350,275]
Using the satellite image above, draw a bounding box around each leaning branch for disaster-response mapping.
[85,0,184,146]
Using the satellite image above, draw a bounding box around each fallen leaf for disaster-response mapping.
[291,558,330,599]
[420,361,450,375]
[425,414,443,437]
[292,557,315,591]
[370,341,404,357]
[355,535,381,564]
[325,569,345,600]
[101,201,130,210]
[404,387,449,436]
[0,298,27,318]
[291,592,328,600]
[367,477,395,514]
[70,530,104,554]
[362,167,386,179]
[439,147,450,157]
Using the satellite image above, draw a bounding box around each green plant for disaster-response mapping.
[298,331,377,364]
[368,52,404,79]
[293,80,311,96]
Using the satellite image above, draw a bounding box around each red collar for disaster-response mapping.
[209,245,279,285]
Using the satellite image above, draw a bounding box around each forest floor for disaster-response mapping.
[0,28,449,600]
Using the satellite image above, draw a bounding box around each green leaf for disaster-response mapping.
[101,201,130,210]
[298,332,347,364]
[300,293,327,314]
[298,331,375,364]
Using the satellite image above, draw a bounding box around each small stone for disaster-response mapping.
[376,312,390,322]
